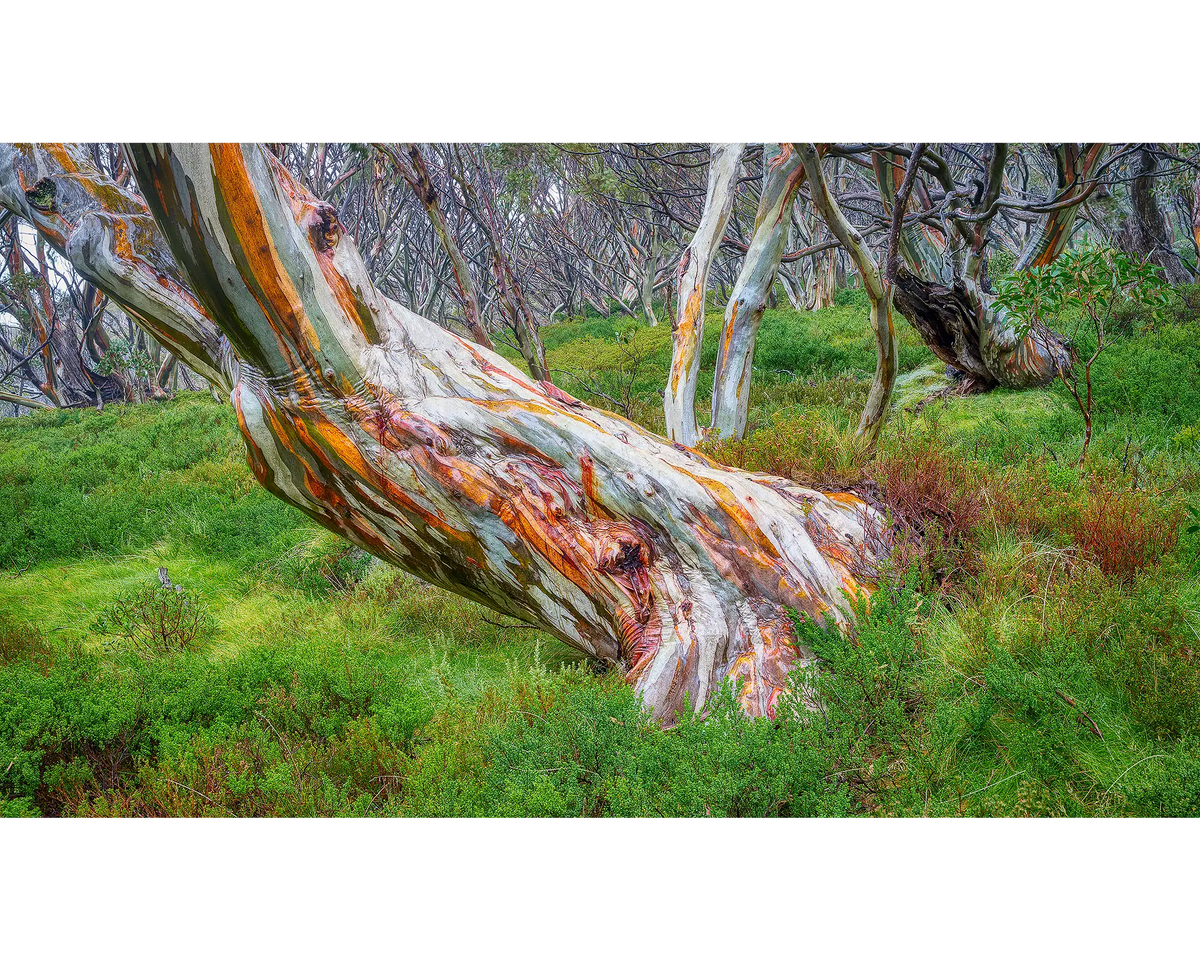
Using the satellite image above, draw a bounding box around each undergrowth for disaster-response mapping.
[4,295,1200,817]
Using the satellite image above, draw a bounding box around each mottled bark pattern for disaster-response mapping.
[664,143,745,446]
[1014,144,1105,272]
[0,143,227,389]
[710,144,806,440]
[110,143,879,721]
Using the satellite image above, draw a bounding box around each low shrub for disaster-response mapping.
[871,426,997,584]
[92,578,217,656]
[1067,487,1180,582]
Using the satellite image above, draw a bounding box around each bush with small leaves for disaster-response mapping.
[93,580,217,656]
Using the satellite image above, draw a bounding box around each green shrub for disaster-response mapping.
[0,632,436,816]
[401,669,850,817]
[92,579,218,656]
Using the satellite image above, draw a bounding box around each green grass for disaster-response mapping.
[4,296,1200,817]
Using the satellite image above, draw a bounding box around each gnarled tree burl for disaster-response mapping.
[1,143,880,720]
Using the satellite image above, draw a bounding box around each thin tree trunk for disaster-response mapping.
[381,143,495,350]
[799,144,899,452]
[811,249,837,309]
[664,143,745,446]
[641,224,659,326]
[710,144,806,440]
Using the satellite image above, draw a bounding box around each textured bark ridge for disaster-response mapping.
[6,143,882,721]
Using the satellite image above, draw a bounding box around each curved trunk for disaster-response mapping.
[0,143,227,390]
[95,142,878,722]
[1013,143,1105,272]
[663,143,745,446]
[799,145,897,451]
[2,141,882,720]
[710,144,806,440]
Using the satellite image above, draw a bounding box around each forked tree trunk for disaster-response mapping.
[663,143,745,446]
[873,146,1072,390]
[709,144,807,440]
[4,142,881,721]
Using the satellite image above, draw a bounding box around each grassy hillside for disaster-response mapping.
[3,293,1200,817]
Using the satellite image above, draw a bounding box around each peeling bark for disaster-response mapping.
[1,141,885,720]
[664,143,745,446]
[710,144,806,440]
[97,142,879,721]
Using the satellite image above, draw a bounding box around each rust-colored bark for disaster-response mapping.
[125,143,880,721]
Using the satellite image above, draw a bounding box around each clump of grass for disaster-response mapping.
[0,612,57,674]
[263,529,373,596]
[702,409,871,489]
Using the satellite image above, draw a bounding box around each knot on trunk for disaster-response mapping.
[301,202,342,253]
[597,538,648,575]
[25,178,57,213]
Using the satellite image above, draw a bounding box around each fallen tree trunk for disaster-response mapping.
[7,142,882,721]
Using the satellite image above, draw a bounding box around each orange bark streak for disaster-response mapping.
[207,145,322,370]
